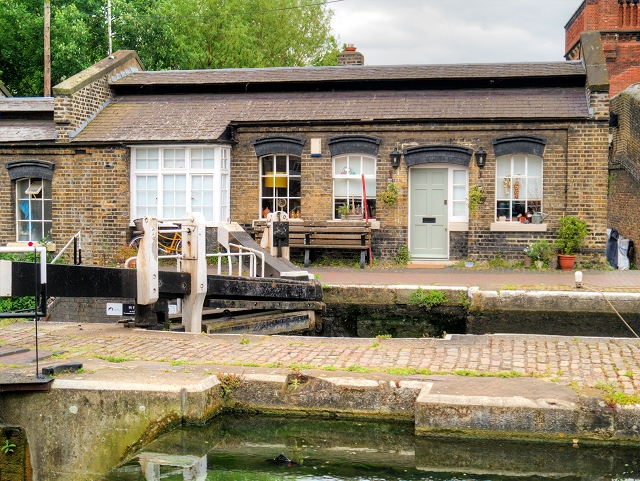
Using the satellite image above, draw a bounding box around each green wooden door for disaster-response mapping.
[410,168,448,259]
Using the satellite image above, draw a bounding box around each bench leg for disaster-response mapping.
[360,250,366,269]
[304,249,310,268]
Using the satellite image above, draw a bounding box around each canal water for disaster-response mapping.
[98,414,640,480]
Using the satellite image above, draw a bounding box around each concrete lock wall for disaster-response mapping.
[0,376,221,481]
[322,285,640,338]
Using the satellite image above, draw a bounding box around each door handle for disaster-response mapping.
[444,200,447,205]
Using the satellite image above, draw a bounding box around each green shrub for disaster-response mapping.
[526,240,555,263]
[409,288,448,309]
[393,247,410,265]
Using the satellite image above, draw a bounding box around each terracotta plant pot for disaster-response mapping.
[558,254,576,271]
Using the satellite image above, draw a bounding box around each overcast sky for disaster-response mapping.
[330,0,584,65]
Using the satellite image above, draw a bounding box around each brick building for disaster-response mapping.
[564,0,640,266]
[0,48,610,264]
[610,85,640,266]
[565,0,640,97]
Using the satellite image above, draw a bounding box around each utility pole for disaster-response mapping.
[44,0,51,97]
[107,0,112,55]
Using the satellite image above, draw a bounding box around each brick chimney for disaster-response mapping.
[338,44,364,66]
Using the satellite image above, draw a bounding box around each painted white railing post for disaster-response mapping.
[137,216,159,305]
[181,212,207,333]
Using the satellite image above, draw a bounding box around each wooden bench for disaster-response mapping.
[253,220,372,269]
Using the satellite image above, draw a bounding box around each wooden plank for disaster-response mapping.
[10,262,190,298]
[289,227,370,233]
[303,234,367,240]
[292,245,369,250]
[206,275,322,301]
[208,299,325,311]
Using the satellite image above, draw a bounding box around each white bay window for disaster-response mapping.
[131,146,230,226]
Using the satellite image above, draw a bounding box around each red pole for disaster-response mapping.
[362,175,372,266]
[361,174,369,221]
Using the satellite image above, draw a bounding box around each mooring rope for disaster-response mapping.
[582,281,640,339]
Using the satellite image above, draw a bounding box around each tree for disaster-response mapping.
[0,0,339,96]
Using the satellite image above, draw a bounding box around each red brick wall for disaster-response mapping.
[604,38,640,96]
[566,1,640,96]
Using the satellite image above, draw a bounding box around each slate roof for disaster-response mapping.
[73,88,590,143]
[0,98,55,142]
[0,120,56,142]
[0,98,54,112]
[112,62,586,87]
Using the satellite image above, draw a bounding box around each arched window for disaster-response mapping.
[332,154,376,219]
[495,154,543,221]
[260,154,302,218]
[16,178,52,242]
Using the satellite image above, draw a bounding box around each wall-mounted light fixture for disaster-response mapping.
[475,148,487,169]
[390,147,402,169]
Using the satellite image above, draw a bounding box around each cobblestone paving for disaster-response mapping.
[2,323,640,394]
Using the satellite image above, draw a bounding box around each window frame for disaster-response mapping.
[495,154,543,222]
[130,145,231,227]
[16,177,52,243]
[259,153,302,219]
[407,164,469,225]
[332,153,377,220]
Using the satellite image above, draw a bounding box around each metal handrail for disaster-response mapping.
[229,243,265,278]
[206,251,257,277]
[51,231,82,264]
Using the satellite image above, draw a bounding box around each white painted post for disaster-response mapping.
[137,216,159,305]
[181,212,207,333]
[0,260,12,297]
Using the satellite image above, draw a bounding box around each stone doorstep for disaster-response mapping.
[406,261,455,269]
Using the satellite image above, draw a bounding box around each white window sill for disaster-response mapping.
[328,219,380,229]
[490,222,548,232]
[7,242,56,251]
[252,219,381,229]
[449,222,469,232]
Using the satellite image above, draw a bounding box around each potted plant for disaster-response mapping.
[337,203,349,220]
[379,183,398,206]
[555,216,588,270]
[346,198,362,220]
[523,245,534,267]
